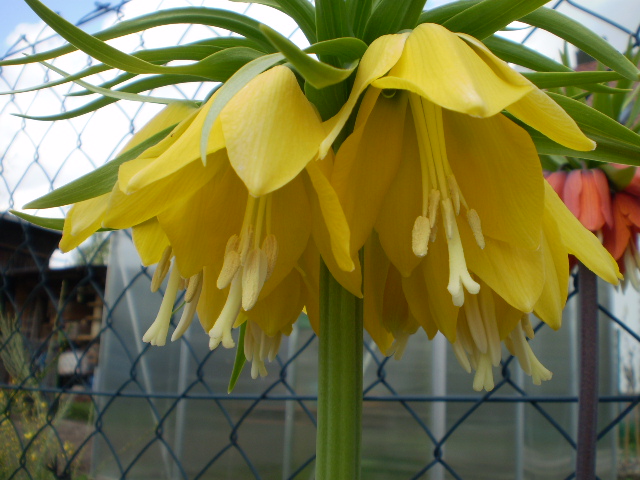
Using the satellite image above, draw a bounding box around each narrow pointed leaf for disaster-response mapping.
[0,7,274,67]
[305,38,367,62]
[260,25,357,88]
[483,35,572,72]
[529,131,640,165]
[228,322,247,393]
[230,0,317,43]
[10,211,65,231]
[522,8,639,81]
[362,0,426,44]
[348,0,372,39]
[24,125,176,209]
[15,76,204,121]
[522,71,625,89]
[316,0,351,44]
[443,0,549,39]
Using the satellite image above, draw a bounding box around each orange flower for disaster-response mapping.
[561,169,613,232]
[603,193,640,288]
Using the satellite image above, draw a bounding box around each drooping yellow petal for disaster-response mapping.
[493,293,524,341]
[533,212,569,330]
[373,24,532,118]
[363,233,394,354]
[120,102,199,154]
[131,218,170,266]
[260,176,311,298]
[507,90,596,152]
[402,268,438,340]
[221,66,326,196]
[321,32,409,157]
[245,269,304,337]
[444,111,544,250]
[332,90,408,252]
[59,194,109,252]
[544,180,621,283]
[374,115,422,277]
[123,97,226,193]
[157,164,246,278]
[421,233,459,342]
[305,158,354,273]
[459,221,545,314]
[103,150,224,229]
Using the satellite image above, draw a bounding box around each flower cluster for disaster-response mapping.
[546,166,640,290]
[54,24,621,390]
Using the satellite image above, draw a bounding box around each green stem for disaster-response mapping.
[316,261,363,480]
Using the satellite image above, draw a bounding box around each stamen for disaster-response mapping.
[527,345,553,385]
[521,315,535,339]
[507,323,531,375]
[412,216,431,257]
[467,209,485,249]
[463,295,487,354]
[185,271,203,303]
[428,189,440,229]
[171,273,203,341]
[447,175,461,215]
[446,220,480,306]
[209,275,242,350]
[240,225,255,263]
[478,288,501,366]
[218,250,241,289]
[151,246,172,293]
[143,263,181,346]
[241,249,269,310]
[442,198,455,240]
[452,339,472,373]
[473,354,494,392]
[262,234,279,281]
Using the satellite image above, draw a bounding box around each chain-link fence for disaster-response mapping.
[1,1,639,479]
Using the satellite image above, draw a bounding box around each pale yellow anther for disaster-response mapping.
[521,315,535,339]
[428,189,440,228]
[478,288,501,366]
[185,271,203,303]
[463,295,488,354]
[209,275,242,350]
[261,234,279,281]
[151,246,172,293]
[467,209,485,249]
[412,216,431,258]
[241,249,269,311]
[452,339,472,374]
[172,274,203,342]
[143,263,181,346]
[442,198,455,240]
[429,224,438,243]
[446,219,480,306]
[225,234,240,255]
[447,174,461,215]
[218,250,241,289]
[507,323,531,375]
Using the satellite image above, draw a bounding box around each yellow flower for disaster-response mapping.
[322,23,610,336]
[60,66,352,375]
[365,179,620,391]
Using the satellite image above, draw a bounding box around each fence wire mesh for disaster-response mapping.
[0,1,639,479]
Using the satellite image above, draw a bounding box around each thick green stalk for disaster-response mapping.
[316,261,363,480]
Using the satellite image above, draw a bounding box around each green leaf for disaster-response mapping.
[24,124,177,209]
[316,0,351,47]
[37,60,191,106]
[230,0,317,44]
[600,164,636,191]
[529,131,640,165]
[10,211,65,231]
[305,38,368,62]
[228,322,247,393]
[200,53,285,165]
[348,0,372,40]
[0,7,274,67]
[548,92,640,151]
[483,35,572,73]
[15,76,205,121]
[362,0,426,44]
[260,25,357,89]
[419,1,478,25]
[522,8,639,81]
[443,0,549,39]
[522,71,625,89]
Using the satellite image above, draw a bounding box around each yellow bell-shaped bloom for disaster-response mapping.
[324,23,607,327]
